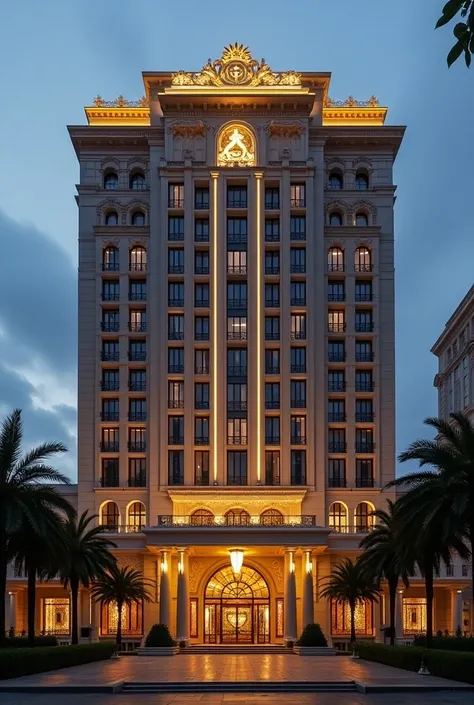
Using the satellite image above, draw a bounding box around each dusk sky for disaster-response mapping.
[0,0,472,480]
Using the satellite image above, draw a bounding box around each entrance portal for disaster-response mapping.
[204,565,270,643]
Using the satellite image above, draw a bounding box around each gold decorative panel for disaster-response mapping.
[403,598,427,635]
[42,598,70,635]
[331,599,373,635]
[102,600,143,636]
[190,598,198,638]
[276,598,284,638]
[217,124,255,167]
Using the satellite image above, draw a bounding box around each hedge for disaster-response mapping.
[0,642,116,680]
[1,636,58,649]
[413,635,474,652]
[357,642,474,685]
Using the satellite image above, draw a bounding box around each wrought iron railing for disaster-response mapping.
[156,515,317,527]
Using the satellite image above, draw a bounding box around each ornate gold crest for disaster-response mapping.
[217,124,255,167]
[172,44,301,88]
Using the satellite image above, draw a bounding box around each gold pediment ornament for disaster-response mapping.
[217,123,255,167]
[172,43,301,88]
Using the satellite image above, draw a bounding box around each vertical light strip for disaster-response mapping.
[255,172,263,482]
[211,172,219,482]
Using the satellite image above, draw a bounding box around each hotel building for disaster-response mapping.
[6,45,471,647]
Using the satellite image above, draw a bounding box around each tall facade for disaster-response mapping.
[6,46,471,647]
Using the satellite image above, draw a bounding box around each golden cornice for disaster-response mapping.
[322,106,387,126]
[84,107,150,126]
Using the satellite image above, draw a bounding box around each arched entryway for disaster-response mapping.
[204,565,270,644]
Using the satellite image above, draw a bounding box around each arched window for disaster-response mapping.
[101,501,120,531]
[105,211,119,226]
[102,246,119,272]
[191,509,215,526]
[260,509,284,526]
[327,246,344,272]
[355,246,372,272]
[356,211,368,227]
[127,501,146,532]
[355,502,373,532]
[131,210,145,226]
[327,172,343,190]
[225,508,251,526]
[129,246,147,272]
[329,502,347,533]
[355,172,369,190]
[130,172,146,190]
[329,211,343,226]
[104,172,118,190]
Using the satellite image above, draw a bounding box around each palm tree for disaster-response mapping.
[0,409,73,643]
[59,511,117,644]
[90,565,153,646]
[319,557,379,643]
[358,500,410,645]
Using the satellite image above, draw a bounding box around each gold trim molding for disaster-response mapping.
[267,122,304,138]
[169,121,207,138]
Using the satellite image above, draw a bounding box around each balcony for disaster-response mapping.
[290,331,306,340]
[291,435,306,445]
[195,475,210,486]
[355,382,374,392]
[168,265,184,275]
[194,436,209,445]
[290,198,305,208]
[195,266,210,275]
[129,351,146,361]
[128,441,146,452]
[129,292,147,302]
[128,412,147,421]
[328,293,345,302]
[228,435,248,445]
[169,364,185,374]
[356,476,375,488]
[128,476,147,488]
[356,412,374,422]
[355,322,374,333]
[169,331,185,340]
[100,476,119,488]
[156,515,317,527]
[195,332,209,341]
[100,412,119,422]
[355,292,373,302]
[168,436,184,445]
[328,381,346,392]
[328,442,347,453]
[228,265,247,275]
[100,441,119,452]
[128,381,146,392]
[327,264,344,272]
[195,299,210,308]
[228,365,247,377]
[328,477,347,488]
[195,232,209,243]
[328,323,346,333]
[169,198,184,208]
[195,366,209,375]
[355,352,374,362]
[330,524,372,534]
[227,401,248,411]
[227,233,247,244]
[266,331,280,341]
[101,351,119,361]
[355,442,375,453]
[227,331,248,340]
[290,264,306,274]
[102,292,119,302]
[291,400,306,409]
[129,322,147,332]
[265,365,280,375]
[265,436,280,445]
[265,266,280,275]
[354,263,373,272]
[328,412,346,422]
[291,298,306,307]
[168,298,184,308]
[265,232,280,243]
[168,232,184,241]
[227,199,247,209]
[130,262,147,272]
[265,299,280,308]
[100,381,119,391]
[291,364,306,374]
[264,475,280,486]
[228,299,248,310]
[328,352,345,362]
[265,400,280,410]
[195,401,210,410]
[168,400,185,409]
[195,200,209,211]
[290,231,306,241]
[265,200,280,210]
[102,262,120,272]
[101,321,120,332]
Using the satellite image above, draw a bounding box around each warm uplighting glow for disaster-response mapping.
[218,124,255,167]
[305,551,312,574]
[289,552,295,573]
[255,173,263,482]
[229,549,244,575]
[161,552,168,573]
[211,172,219,482]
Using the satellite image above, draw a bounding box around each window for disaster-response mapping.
[228,348,247,377]
[356,458,374,487]
[168,283,184,308]
[328,310,345,333]
[329,428,346,453]
[291,380,306,408]
[355,310,373,332]
[328,280,345,302]
[265,383,280,409]
[101,427,119,453]
[227,451,247,485]
[355,340,373,363]
[195,218,209,242]
[195,382,210,409]
[265,187,280,209]
[105,211,119,226]
[228,283,247,309]
[195,451,210,486]
[355,246,372,272]
[291,281,306,306]
[291,314,306,340]
[101,398,119,422]
[265,250,280,275]
[129,369,146,392]
[168,416,184,445]
[168,381,184,408]
[130,172,146,190]
[328,399,345,422]
[356,429,374,453]
[328,370,345,393]
[168,450,184,484]
[227,185,247,208]
[169,184,184,208]
[128,398,146,421]
[355,280,372,301]
[260,509,284,526]
[291,415,306,444]
[128,427,146,452]
[265,316,280,340]
[228,250,247,274]
[104,172,118,190]
[227,316,247,340]
[356,212,368,226]
[128,458,146,487]
[356,370,373,392]
[101,501,120,529]
[129,246,146,272]
[168,216,184,240]
[101,309,119,332]
[291,450,306,484]
[131,210,145,226]
[355,172,369,190]
[168,248,184,274]
[195,187,209,210]
[327,171,342,190]
[101,458,119,487]
[168,314,184,340]
[290,348,306,374]
[265,349,280,374]
[195,417,209,444]
[129,279,146,301]
[328,340,345,362]
[265,284,280,308]
[195,283,210,308]
[195,349,210,374]
[332,600,373,636]
[103,246,119,271]
[227,217,247,243]
[356,399,373,422]
[290,183,305,207]
[355,502,373,532]
[290,247,306,273]
[329,212,343,226]
[224,508,251,526]
[102,280,119,301]
[128,501,146,531]
[290,216,306,241]
[127,340,144,363]
[327,246,344,271]
[265,451,280,485]
[227,418,248,445]
[265,219,280,242]
[167,348,184,375]
[195,250,210,274]
[328,459,346,488]
[228,383,247,411]
[129,309,146,332]
[265,416,280,444]
[329,502,347,532]
[102,339,119,362]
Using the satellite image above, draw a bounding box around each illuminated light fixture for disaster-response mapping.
[289,552,295,573]
[305,551,312,574]
[161,554,168,573]
[229,549,244,575]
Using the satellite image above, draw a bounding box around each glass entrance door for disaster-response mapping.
[222,605,252,643]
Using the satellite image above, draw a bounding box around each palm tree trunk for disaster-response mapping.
[71,577,79,645]
[471,524,474,631]
[116,600,123,647]
[27,562,37,646]
[424,564,434,649]
[350,601,356,643]
[0,526,7,643]
[388,576,398,646]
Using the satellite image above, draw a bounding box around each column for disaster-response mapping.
[302,550,314,628]
[452,589,463,634]
[395,588,404,641]
[6,592,17,634]
[176,549,190,642]
[284,549,297,642]
[159,550,171,628]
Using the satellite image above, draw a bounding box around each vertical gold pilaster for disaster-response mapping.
[254,172,263,482]
[211,172,219,483]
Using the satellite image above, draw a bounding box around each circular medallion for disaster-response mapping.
[222,61,248,85]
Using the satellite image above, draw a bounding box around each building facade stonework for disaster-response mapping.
[5,45,472,646]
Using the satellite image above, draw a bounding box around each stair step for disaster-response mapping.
[121,681,358,694]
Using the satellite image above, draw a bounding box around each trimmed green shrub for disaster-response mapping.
[357,642,474,685]
[1,635,58,649]
[413,635,474,652]
[0,642,115,680]
[144,624,176,647]
[296,623,328,647]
